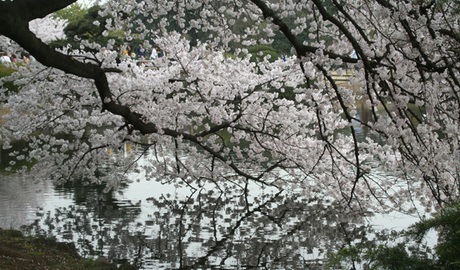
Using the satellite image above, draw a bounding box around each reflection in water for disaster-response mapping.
[0,173,73,229]
[0,104,413,269]
[20,178,369,269]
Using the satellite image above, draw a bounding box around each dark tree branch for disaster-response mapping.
[0,6,162,136]
[249,0,358,63]
[0,0,76,22]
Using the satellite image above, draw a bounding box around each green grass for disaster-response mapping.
[0,64,15,77]
[0,64,18,93]
[0,228,136,270]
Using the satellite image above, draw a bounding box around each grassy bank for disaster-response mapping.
[0,63,14,130]
[0,107,8,126]
[0,228,135,270]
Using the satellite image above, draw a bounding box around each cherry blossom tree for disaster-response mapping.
[29,15,67,43]
[0,0,459,214]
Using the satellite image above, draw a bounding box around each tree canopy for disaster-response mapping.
[0,0,459,214]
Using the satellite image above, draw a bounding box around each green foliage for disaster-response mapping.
[0,64,18,94]
[248,44,280,62]
[327,240,436,270]
[327,201,460,270]
[0,64,15,77]
[410,201,460,269]
[51,5,124,50]
[53,3,88,25]
[369,244,434,270]
[65,6,105,41]
[327,244,363,268]
[327,230,435,270]
[0,228,136,269]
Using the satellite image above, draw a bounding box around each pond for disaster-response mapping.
[0,153,431,269]
[0,107,433,269]
[0,170,350,268]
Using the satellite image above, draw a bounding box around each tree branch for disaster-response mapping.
[0,0,76,22]
[249,0,358,63]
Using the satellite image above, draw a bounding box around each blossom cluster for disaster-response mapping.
[0,0,459,214]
